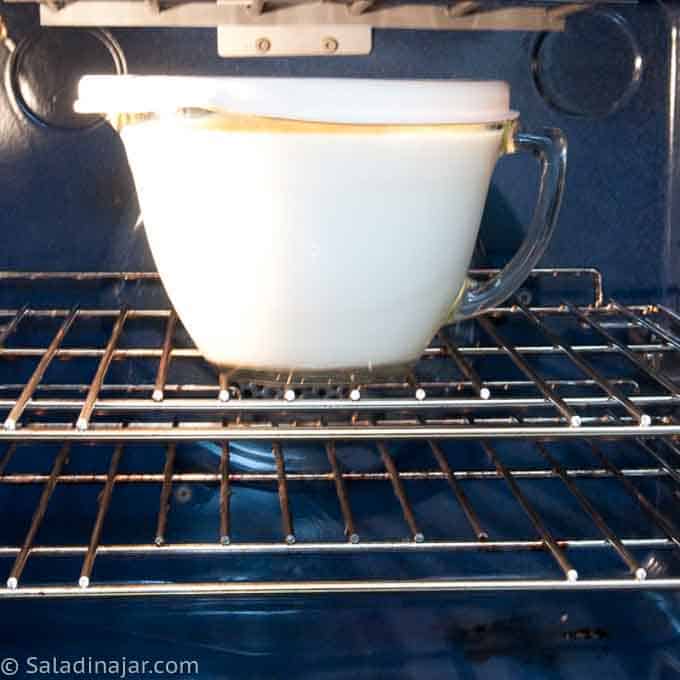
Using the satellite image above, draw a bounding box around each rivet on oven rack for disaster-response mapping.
[152,310,176,402]
[7,443,70,589]
[282,370,296,402]
[378,442,424,543]
[154,444,176,546]
[326,442,359,544]
[429,441,487,541]
[79,445,123,589]
[483,440,578,582]
[406,370,426,401]
[219,442,231,545]
[438,331,491,400]
[77,309,128,431]
[4,306,78,431]
[218,371,231,402]
[273,443,295,545]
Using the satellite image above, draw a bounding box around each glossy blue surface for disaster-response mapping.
[0,3,677,302]
[0,2,680,676]
[2,592,680,678]
[0,437,679,678]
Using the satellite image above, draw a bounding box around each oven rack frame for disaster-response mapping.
[2,437,680,597]
[0,268,676,440]
[0,268,678,597]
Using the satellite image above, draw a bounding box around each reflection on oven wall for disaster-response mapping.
[0,2,674,306]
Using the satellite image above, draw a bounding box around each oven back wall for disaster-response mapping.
[0,2,675,304]
[1,5,680,679]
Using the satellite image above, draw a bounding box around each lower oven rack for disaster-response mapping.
[0,268,680,597]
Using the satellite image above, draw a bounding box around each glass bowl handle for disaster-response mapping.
[452,128,567,321]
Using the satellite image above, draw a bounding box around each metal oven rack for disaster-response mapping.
[1,268,680,598]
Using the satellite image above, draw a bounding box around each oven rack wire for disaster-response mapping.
[0,268,679,597]
[0,268,676,440]
[2,437,680,596]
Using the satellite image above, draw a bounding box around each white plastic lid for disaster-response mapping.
[76,76,517,125]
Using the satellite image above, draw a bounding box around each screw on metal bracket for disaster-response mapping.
[322,36,339,53]
[255,37,271,53]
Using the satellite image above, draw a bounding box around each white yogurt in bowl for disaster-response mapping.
[76,77,564,372]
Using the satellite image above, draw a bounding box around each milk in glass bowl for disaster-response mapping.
[76,77,566,373]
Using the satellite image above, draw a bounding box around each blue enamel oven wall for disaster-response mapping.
[0,2,680,677]
[0,2,677,303]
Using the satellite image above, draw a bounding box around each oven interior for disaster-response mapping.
[0,0,679,675]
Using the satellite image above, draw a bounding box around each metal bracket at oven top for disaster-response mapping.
[1,0,614,57]
[217,22,372,57]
